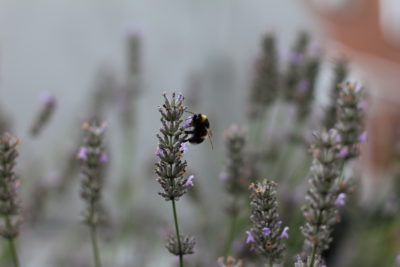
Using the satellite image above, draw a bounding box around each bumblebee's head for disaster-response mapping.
[200,114,207,123]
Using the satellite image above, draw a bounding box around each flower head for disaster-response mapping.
[335,193,347,206]
[185,175,194,187]
[280,227,289,239]
[77,147,87,160]
[339,146,349,158]
[359,131,367,143]
[184,116,193,129]
[180,142,188,153]
[100,153,108,163]
[262,227,271,236]
[246,231,255,244]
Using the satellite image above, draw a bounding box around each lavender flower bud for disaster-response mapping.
[78,121,108,226]
[247,179,287,264]
[335,82,365,160]
[165,234,195,256]
[155,92,190,201]
[301,129,343,255]
[30,93,57,137]
[0,133,21,239]
[217,256,244,267]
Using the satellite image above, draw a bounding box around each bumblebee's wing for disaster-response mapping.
[208,129,213,150]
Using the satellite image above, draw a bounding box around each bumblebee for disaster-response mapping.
[184,113,213,148]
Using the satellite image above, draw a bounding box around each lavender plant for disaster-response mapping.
[77,121,108,267]
[246,179,288,266]
[0,133,21,267]
[249,33,279,120]
[155,92,195,267]
[284,31,310,101]
[221,125,248,257]
[300,129,344,266]
[30,93,57,137]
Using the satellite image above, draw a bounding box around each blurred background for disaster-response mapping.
[0,0,399,266]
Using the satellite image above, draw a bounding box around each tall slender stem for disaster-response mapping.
[171,199,183,267]
[5,216,20,267]
[308,245,317,267]
[89,199,101,267]
[90,225,101,267]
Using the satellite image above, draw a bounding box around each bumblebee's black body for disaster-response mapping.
[185,114,210,144]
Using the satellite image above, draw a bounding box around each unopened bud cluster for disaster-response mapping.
[0,133,21,239]
[217,256,244,267]
[155,93,191,201]
[165,234,195,256]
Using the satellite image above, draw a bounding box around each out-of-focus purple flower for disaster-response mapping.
[339,146,349,158]
[297,79,310,93]
[155,146,161,157]
[335,193,346,206]
[219,172,228,181]
[335,134,342,143]
[262,227,271,236]
[185,175,194,187]
[396,253,400,265]
[184,117,193,129]
[277,220,282,226]
[180,142,188,153]
[77,147,87,160]
[100,153,108,163]
[40,92,57,105]
[177,93,184,102]
[280,227,289,239]
[246,231,255,244]
[359,131,367,143]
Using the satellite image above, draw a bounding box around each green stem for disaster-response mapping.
[223,200,238,257]
[90,225,101,267]
[171,199,183,267]
[308,245,317,267]
[5,216,20,267]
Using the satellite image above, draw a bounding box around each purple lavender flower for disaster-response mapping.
[280,227,289,239]
[180,142,188,153]
[396,253,400,265]
[219,171,228,181]
[77,147,87,160]
[40,92,57,105]
[185,175,194,187]
[262,227,271,236]
[100,153,108,163]
[359,131,367,143]
[335,193,347,206]
[246,231,255,244]
[184,116,193,129]
[177,93,184,102]
[339,146,349,158]
[155,146,161,157]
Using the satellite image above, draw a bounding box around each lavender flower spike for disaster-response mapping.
[30,93,57,137]
[247,179,287,264]
[0,133,21,267]
[78,121,108,267]
[155,93,194,266]
[217,256,244,267]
